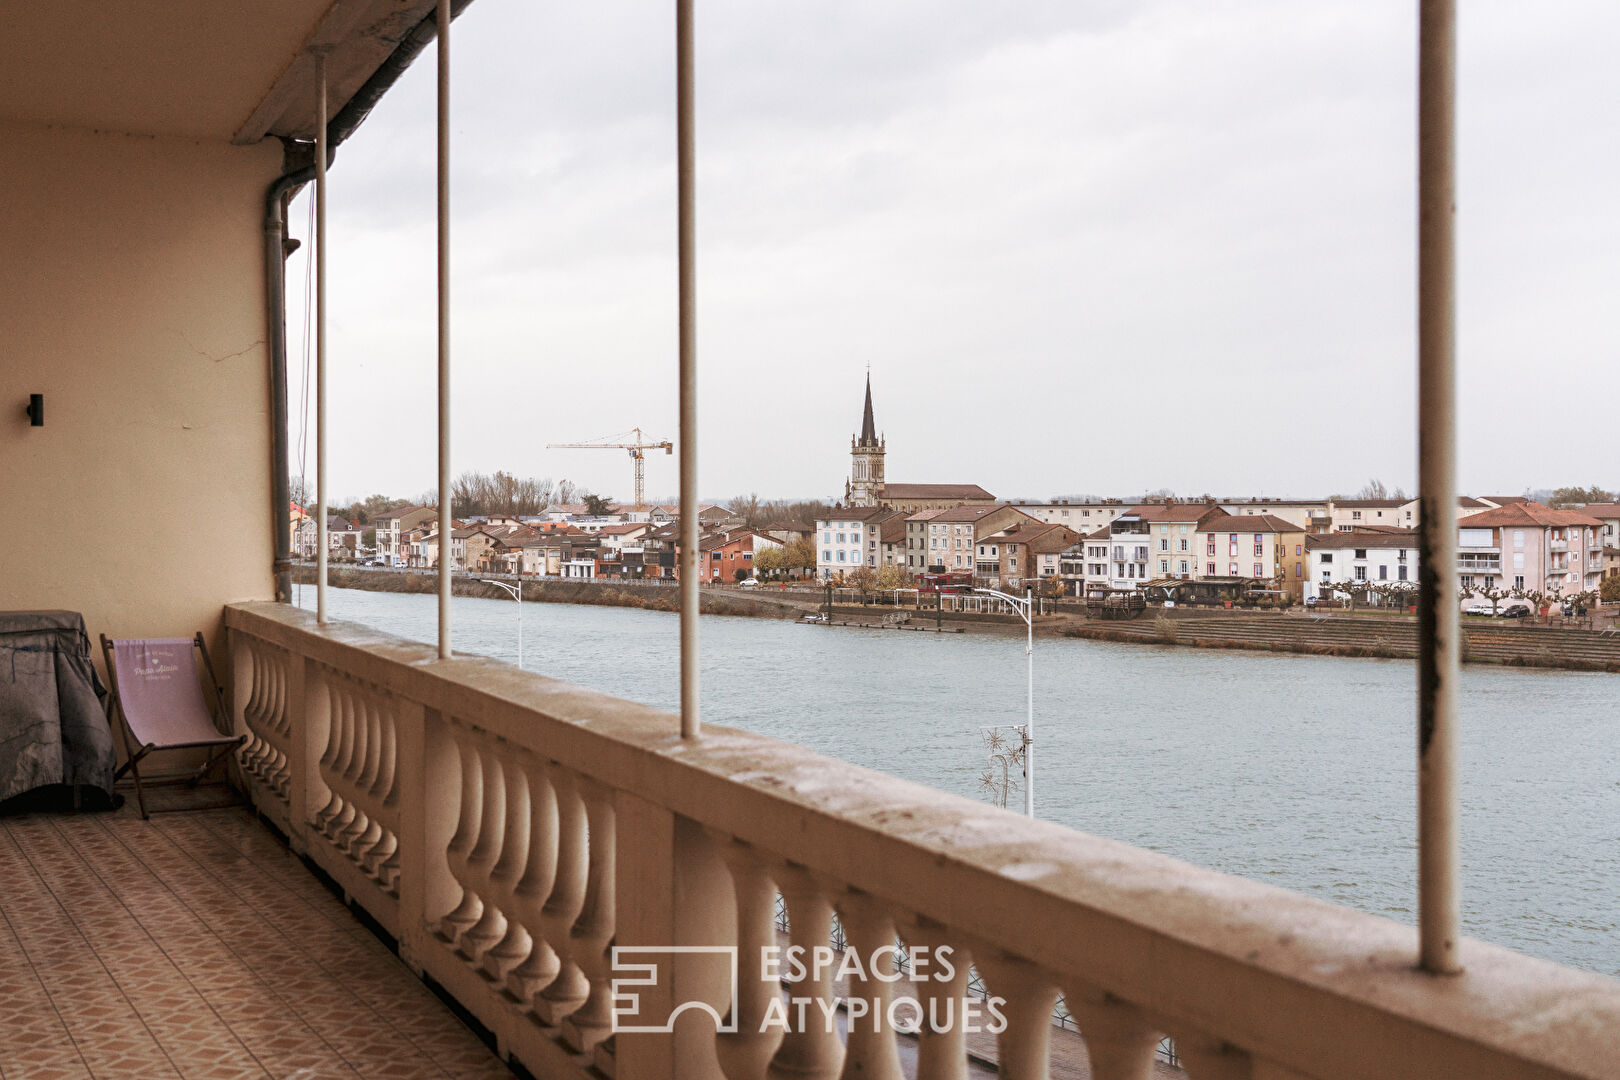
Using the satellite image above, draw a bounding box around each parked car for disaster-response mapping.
[738,576,759,588]
[1500,602,1532,618]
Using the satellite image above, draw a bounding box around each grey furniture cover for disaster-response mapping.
[0,611,115,804]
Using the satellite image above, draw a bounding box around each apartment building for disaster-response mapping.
[1194,513,1310,599]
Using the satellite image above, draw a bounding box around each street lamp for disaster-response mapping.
[478,575,523,668]
[974,586,1035,817]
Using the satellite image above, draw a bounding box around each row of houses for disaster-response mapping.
[815,495,1620,603]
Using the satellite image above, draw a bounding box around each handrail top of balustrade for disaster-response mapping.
[225,601,1620,1080]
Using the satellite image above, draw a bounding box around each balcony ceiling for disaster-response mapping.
[0,0,437,144]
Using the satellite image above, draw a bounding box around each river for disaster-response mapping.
[296,585,1619,979]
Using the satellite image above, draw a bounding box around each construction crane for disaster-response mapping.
[546,427,673,512]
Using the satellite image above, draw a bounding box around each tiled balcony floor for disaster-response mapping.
[0,791,513,1080]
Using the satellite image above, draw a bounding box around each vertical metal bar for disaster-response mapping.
[1025,588,1034,818]
[676,0,700,739]
[315,52,329,625]
[436,0,453,660]
[1417,0,1460,975]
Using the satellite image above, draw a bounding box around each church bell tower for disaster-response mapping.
[847,372,885,507]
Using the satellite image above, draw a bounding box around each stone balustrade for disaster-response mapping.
[225,601,1619,1080]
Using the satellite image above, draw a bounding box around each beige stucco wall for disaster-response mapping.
[0,117,281,667]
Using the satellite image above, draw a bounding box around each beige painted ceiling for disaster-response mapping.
[0,0,438,144]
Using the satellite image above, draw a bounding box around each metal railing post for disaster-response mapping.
[315,52,329,624]
[1416,0,1460,975]
[436,0,453,660]
[676,0,700,739]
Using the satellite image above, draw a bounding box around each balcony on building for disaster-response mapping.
[5,6,1620,1080]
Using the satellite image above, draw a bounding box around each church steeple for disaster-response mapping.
[858,372,878,447]
[848,370,885,507]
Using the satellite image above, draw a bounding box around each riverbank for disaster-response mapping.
[292,565,808,620]
[1059,611,1620,672]
[295,567,1620,671]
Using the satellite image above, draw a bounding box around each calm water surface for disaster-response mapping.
[297,585,1619,978]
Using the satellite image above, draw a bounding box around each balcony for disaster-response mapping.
[174,601,1618,1080]
[1551,540,1569,552]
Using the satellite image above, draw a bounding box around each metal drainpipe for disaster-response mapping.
[265,0,476,603]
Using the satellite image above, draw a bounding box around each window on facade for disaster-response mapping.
[1514,574,1524,589]
[1160,539,1169,551]
[1229,543,1238,557]
[1378,565,1387,579]
[836,533,845,543]
[1228,562,1238,575]
[1354,549,1367,560]
[1253,563,1263,578]
[1460,574,1474,587]
[1295,563,1302,577]
[1160,559,1169,572]
[1514,530,1525,547]
[836,551,845,562]
[1398,565,1408,580]
[1352,511,1362,521]
[1254,541,1264,556]
[1354,566,1367,580]
[1207,562,1216,576]
[1179,560,1188,573]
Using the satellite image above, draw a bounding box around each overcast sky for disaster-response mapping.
[289,1,1620,507]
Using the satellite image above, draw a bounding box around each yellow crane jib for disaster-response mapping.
[545,427,673,511]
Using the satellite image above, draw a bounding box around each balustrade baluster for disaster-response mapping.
[332,687,369,845]
[506,750,560,1003]
[340,694,380,854]
[534,766,589,1024]
[268,651,290,795]
[836,891,903,1080]
[766,866,843,1080]
[239,646,266,779]
[482,751,533,980]
[439,728,485,941]
[1062,985,1161,1080]
[974,953,1057,1080]
[561,777,618,1052]
[318,682,357,837]
[361,704,398,877]
[903,920,969,1080]
[456,740,508,961]
[713,837,783,1080]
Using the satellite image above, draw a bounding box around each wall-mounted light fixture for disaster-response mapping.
[25,394,43,427]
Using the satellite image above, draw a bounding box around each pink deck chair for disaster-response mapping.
[100,634,244,819]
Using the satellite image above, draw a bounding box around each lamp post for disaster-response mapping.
[975,586,1035,817]
[478,575,523,668]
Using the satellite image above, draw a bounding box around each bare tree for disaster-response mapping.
[1354,479,1390,500]
[728,492,763,526]
[554,479,579,507]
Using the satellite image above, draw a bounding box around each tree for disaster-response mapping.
[875,564,906,590]
[554,479,579,507]
[780,538,817,578]
[1467,581,1513,616]
[289,475,312,509]
[1569,589,1599,615]
[1547,485,1615,509]
[733,567,751,583]
[753,546,784,578]
[850,565,877,601]
[581,492,616,517]
[1602,575,1620,604]
[728,493,763,526]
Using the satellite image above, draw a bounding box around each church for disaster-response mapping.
[843,374,995,513]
